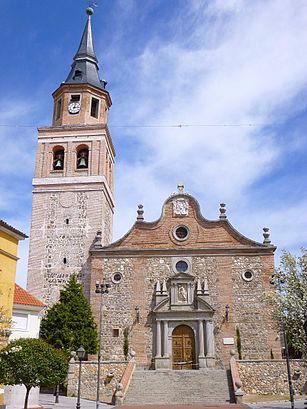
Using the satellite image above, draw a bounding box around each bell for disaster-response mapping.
[54,159,62,169]
[78,157,87,168]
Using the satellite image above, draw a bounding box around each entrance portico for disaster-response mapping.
[153,273,215,370]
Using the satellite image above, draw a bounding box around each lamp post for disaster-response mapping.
[76,346,85,409]
[95,280,111,409]
[271,273,295,409]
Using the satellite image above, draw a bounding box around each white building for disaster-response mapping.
[5,284,45,409]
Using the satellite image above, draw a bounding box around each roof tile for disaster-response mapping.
[14,284,45,307]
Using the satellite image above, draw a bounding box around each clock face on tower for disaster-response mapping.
[68,101,81,114]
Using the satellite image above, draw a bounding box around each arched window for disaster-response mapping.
[53,147,64,170]
[76,146,89,169]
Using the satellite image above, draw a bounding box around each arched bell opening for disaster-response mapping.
[172,324,196,370]
[76,145,89,169]
[53,146,64,170]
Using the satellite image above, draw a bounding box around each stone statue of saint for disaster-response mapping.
[178,285,187,302]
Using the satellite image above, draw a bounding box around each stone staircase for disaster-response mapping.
[124,369,233,405]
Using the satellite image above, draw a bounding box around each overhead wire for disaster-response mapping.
[0,123,268,129]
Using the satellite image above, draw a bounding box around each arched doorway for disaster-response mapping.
[172,325,195,369]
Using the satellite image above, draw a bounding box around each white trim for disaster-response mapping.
[172,225,190,241]
[241,270,254,282]
[33,175,106,185]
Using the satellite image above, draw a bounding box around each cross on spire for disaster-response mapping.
[177,184,184,193]
[64,6,106,90]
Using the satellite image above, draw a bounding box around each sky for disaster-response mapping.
[0,0,306,288]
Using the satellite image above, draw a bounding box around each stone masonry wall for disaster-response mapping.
[27,186,112,306]
[89,252,280,368]
[67,360,127,403]
[238,360,307,395]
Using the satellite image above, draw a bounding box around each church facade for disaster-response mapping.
[27,8,281,370]
[89,191,280,369]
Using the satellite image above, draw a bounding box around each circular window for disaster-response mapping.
[112,272,123,284]
[242,270,254,282]
[173,225,189,241]
[175,260,189,273]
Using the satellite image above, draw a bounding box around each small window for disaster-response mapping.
[77,147,89,169]
[112,329,120,337]
[65,218,69,225]
[112,272,123,284]
[53,148,64,170]
[70,94,80,102]
[175,260,188,273]
[242,270,254,282]
[11,313,28,330]
[55,99,62,120]
[63,257,67,265]
[73,70,82,80]
[90,97,99,118]
[173,225,189,241]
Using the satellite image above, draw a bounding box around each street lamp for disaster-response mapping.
[271,273,295,409]
[76,346,85,409]
[95,280,111,409]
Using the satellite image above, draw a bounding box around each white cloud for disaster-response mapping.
[7,0,306,284]
[108,0,307,254]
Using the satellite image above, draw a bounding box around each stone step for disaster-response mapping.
[124,369,232,405]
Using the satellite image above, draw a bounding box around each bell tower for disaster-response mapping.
[27,7,115,305]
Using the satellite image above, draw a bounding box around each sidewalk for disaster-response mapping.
[39,394,114,409]
[39,394,307,409]
[246,400,307,409]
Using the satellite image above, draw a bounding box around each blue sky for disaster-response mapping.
[1,0,306,288]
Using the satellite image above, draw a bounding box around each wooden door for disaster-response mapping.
[172,325,195,369]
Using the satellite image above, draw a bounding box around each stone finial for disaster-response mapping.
[69,351,76,364]
[219,203,227,219]
[156,280,161,294]
[263,227,271,245]
[203,278,209,295]
[137,204,144,221]
[115,383,124,405]
[93,230,102,249]
[130,349,136,358]
[234,380,245,403]
[177,183,184,193]
[161,279,167,295]
[229,349,236,357]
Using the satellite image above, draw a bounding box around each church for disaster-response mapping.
[26,7,281,372]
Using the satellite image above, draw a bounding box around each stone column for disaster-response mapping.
[205,320,215,368]
[163,321,169,357]
[198,320,205,357]
[198,320,206,369]
[156,320,161,357]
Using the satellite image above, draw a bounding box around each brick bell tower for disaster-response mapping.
[27,7,115,305]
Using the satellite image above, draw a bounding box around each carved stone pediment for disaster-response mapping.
[154,273,214,314]
[196,296,215,312]
[153,297,170,313]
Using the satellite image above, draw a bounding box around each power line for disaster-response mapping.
[0,123,268,129]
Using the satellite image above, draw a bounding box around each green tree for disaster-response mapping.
[40,274,98,355]
[0,338,67,409]
[270,250,307,357]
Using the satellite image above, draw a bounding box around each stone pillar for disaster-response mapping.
[155,320,170,369]
[205,320,215,368]
[163,321,169,357]
[156,320,161,357]
[198,320,206,369]
[198,321,205,356]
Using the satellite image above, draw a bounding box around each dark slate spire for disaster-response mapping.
[65,7,106,90]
